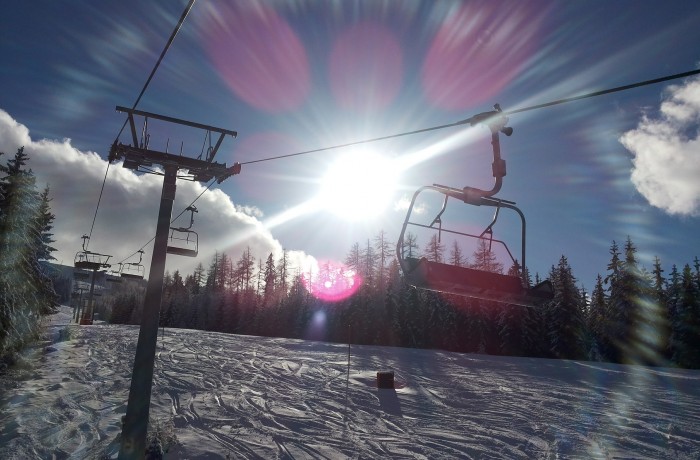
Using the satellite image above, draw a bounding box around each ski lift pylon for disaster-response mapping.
[396,106,553,308]
[167,205,198,257]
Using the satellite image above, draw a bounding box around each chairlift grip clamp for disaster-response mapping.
[461,187,485,206]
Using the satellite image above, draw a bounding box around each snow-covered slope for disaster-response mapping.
[1,306,699,459]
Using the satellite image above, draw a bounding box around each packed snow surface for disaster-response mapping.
[1,306,699,459]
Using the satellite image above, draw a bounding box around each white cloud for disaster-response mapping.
[0,109,314,278]
[619,77,700,217]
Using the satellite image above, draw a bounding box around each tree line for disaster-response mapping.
[1,145,697,369]
[104,228,700,369]
[0,148,58,363]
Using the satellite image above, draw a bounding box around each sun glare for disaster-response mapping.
[318,149,398,221]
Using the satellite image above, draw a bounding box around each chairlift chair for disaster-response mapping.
[74,235,111,270]
[396,106,553,308]
[167,205,199,257]
[120,251,146,280]
[106,269,123,284]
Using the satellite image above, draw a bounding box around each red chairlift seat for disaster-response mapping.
[397,184,554,308]
[396,110,554,308]
[403,256,553,308]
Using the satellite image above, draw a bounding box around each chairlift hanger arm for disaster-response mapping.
[459,104,513,204]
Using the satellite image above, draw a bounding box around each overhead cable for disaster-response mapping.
[241,68,700,166]
[116,177,215,266]
[85,0,196,249]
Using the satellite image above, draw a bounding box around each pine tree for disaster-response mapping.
[360,239,378,289]
[497,300,523,356]
[424,234,445,263]
[36,187,57,261]
[276,249,289,298]
[671,264,700,368]
[650,256,672,362]
[587,274,607,360]
[205,252,220,293]
[0,148,58,358]
[401,232,419,259]
[187,263,205,295]
[546,256,586,360]
[344,242,362,273]
[602,240,624,362]
[449,240,466,267]
[602,237,662,364]
[470,238,503,273]
[263,252,276,305]
[374,230,393,294]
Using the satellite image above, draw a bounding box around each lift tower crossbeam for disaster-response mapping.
[112,107,241,459]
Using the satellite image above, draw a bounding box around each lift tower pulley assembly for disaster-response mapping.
[112,106,241,460]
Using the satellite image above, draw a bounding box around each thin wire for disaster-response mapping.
[85,162,111,249]
[86,0,197,249]
[504,68,700,115]
[113,0,197,144]
[116,177,216,265]
[241,68,700,166]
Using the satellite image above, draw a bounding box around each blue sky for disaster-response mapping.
[1,0,700,290]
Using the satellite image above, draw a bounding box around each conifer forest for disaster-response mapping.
[2,146,700,369]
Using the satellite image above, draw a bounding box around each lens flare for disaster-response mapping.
[329,20,403,111]
[421,1,544,110]
[201,2,310,113]
[301,260,361,302]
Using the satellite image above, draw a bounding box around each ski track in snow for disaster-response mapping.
[1,306,699,459]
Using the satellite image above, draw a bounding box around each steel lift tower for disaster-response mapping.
[109,106,241,459]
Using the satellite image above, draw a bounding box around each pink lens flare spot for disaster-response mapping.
[202,3,310,113]
[329,21,403,111]
[422,1,544,110]
[302,261,362,302]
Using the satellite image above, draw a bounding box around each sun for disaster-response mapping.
[317,149,398,221]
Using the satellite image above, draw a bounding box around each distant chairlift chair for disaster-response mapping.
[167,205,199,257]
[73,234,111,324]
[120,250,146,280]
[396,106,553,308]
[74,238,112,272]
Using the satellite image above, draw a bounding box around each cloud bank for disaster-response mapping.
[0,109,314,278]
[620,77,700,217]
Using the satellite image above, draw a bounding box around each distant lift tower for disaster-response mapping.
[110,106,241,459]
